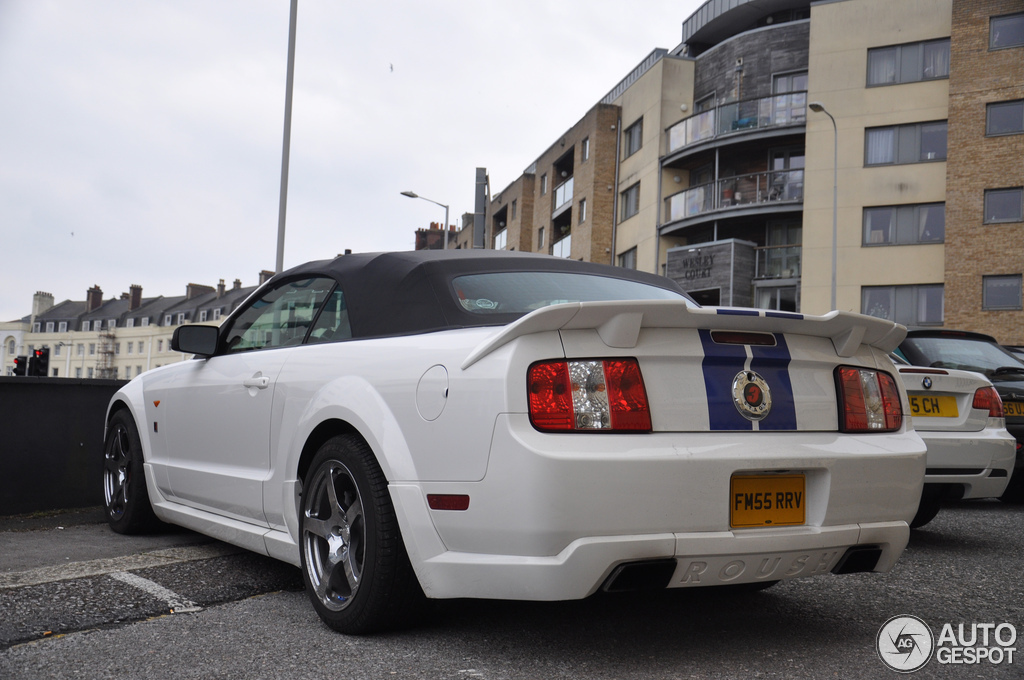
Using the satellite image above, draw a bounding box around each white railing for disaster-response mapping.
[667,91,807,154]
[664,169,804,222]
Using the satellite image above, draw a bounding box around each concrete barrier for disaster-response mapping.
[0,377,126,515]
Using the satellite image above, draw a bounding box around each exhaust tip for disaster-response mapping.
[831,545,882,575]
[602,559,677,592]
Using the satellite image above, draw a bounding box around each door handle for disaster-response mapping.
[242,376,270,389]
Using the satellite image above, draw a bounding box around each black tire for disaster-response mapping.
[103,409,161,534]
[300,434,425,634]
[910,495,942,529]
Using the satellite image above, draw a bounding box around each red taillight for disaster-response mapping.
[973,386,1004,418]
[836,366,903,432]
[528,359,651,432]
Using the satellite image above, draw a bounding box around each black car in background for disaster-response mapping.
[896,329,1024,503]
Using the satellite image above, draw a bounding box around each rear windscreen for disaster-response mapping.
[452,271,692,314]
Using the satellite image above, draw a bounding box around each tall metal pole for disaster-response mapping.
[275,0,298,273]
[810,102,838,311]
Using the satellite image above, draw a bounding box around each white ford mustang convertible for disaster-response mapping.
[103,250,926,633]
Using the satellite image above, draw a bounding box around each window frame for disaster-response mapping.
[623,118,643,159]
[862,203,945,246]
[620,182,640,222]
[983,188,1024,224]
[864,121,947,166]
[861,284,944,326]
[220,276,338,355]
[990,12,1024,50]
[866,39,950,86]
[986,100,1024,136]
[581,137,590,162]
[982,274,1023,311]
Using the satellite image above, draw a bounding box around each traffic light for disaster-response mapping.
[12,355,27,376]
[30,347,50,377]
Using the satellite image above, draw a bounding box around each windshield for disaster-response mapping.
[901,336,1024,377]
[452,272,692,315]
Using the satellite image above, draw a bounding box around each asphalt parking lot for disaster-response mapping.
[1,502,1021,679]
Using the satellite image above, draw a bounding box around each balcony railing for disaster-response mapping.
[552,233,572,258]
[755,244,802,280]
[553,177,574,212]
[667,91,807,154]
[664,169,804,222]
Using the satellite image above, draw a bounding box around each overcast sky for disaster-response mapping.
[0,0,701,322]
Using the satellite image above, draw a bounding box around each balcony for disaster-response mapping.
[553,177,574,216]
[667,91,807,155]
[755,244,801,280]
[664,169,804,223]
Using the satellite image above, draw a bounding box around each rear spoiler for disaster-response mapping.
[461,301,906,369]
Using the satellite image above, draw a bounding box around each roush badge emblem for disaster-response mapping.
[732,370,772,421]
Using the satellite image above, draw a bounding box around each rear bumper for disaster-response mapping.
[392,415,926,600]
[919,427,1016,499]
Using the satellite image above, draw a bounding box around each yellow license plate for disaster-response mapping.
[730,475,806,528]
[908,394,959,418]
[1004,402,1024,417]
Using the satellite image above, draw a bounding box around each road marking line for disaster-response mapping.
[0,543,242,589]
[108,570,202,613]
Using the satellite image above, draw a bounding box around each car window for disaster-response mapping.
[223,277,335,353]
[307,288,351,344]
[451,272,691,314]
[901,337,1024,374]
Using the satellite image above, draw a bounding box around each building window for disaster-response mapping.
[123,366,131,379]
[141,317,150,327]
[77,343,84,356]
[538,227,545,250]
[862,284,944,325]
[45,322,54,333]
[987,100,1024,136]
[136,365,142,376]
[158,339,164,353]
[115,343,121,355]
[81,321,90,332]
[33,323,40,333]
[623,118,643,158]
[213,309,221,321]
[867,39,950,86]
[984,188,1024,223]
[863,203,945,245]
[199,310,208,322]
[578,198,587,224]
[176,313,186,325]
[75,367,82,379]
[511,199,517,220]
[127,318,135,328]
[87,367,94,379]
[8,339,16,354]
[991,12,1024,50]
[89,343,96,355]
[541,174,548,195]
[581,137,590,162]
[494,228,507,250]
[127,342,134,355]
[618,248,637,270]
[620,183,640,221]
[54,344,61,357]
[552,234,572,259]
[983,275,1023,310]
[865,121,947,165]
[164,314,172,326]
[58,322,67,333]
[138,342,144,353]
[108,319,116,329]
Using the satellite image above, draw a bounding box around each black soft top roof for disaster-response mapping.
[275,250,687,339]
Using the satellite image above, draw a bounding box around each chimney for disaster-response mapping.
[32,291,55,317]
[217,279,226,297]
[259,270,275,285]
[129,284,143,310]
[186,283,214,300]
[233,278,242,290]
[87,285,103,312]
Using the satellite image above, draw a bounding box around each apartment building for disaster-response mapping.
[2,278,260,378]
[481,0,1024,342]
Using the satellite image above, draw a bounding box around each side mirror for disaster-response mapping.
[171,325,219,357]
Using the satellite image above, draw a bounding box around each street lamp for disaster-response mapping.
[401,191,450,248]
[809,102,838,311]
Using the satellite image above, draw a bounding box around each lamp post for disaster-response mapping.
[809,102,838,311]
[401,191,451,248]
[275,0,298,273]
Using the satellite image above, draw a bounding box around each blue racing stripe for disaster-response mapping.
[765,311,803,320]
[716,308,760,316]
[699,329,753,431]
[749,334,797,430]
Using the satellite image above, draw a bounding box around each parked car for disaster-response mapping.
[104,250,926,634]
[897,329,1024,503]
[891,356,1015,527]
